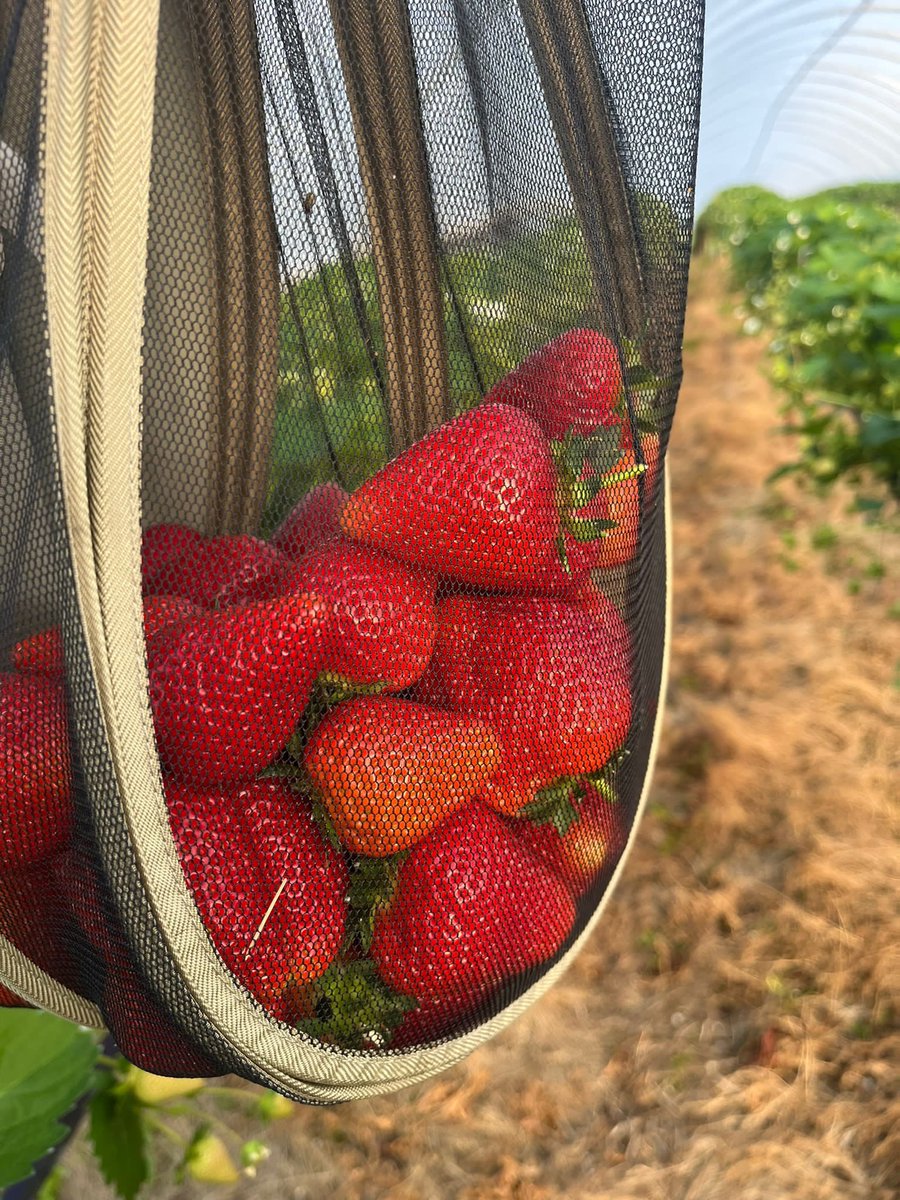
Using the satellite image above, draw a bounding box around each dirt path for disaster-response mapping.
[61,260,898,1200]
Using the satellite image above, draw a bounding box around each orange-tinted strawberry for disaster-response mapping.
[0,674,73,869]
[510,782,627,897]
[592,431,661,570]
[148,594,326,786]
[141,523,205,593]
[341,403,568,590]
[370,801,575,1044]
[485,328,623,440]
[305,697,501,857]
[292,542,437,692]
[271,482,348,560]
[415,595,631,817]
[167,779,347,1016]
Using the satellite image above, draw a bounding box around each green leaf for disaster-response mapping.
[0,1010,98,1189]
[88,1074,150,1200]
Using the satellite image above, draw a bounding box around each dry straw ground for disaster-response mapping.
[62,260,899,1200]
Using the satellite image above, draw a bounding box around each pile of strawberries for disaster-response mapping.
[0,330,660,1054]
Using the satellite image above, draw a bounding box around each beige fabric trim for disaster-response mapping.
[0,932,104,1026]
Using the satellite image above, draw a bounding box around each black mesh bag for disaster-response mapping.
[0,0,704,1100]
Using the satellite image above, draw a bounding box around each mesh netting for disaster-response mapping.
[0,0,703,1100]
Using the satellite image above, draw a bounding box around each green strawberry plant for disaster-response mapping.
[0,1007,292,1196]
[698,185,900,509]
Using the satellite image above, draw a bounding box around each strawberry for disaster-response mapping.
[415,595,631,819]
[141,594,202,645]
[0,674,73,869]
[370,801,575,1044]
[0,981,27,1007]
[510,781,626,897]
[12,627,63,677]
[341,403,571,590]
[591,431,661,571]
[167,779,347,1016]
[141,523,204,593]
[304,697,501,857]
[0,859,80,988]
[148,593,326,786]
[485,328,623,439]
[105,967,219,1078]
[271,481,348,560]
[292,542,436,692]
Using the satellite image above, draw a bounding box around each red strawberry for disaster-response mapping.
[12,627,63,677]
[105,967,219,1077]
[141,523,204,593]
[370,801,575,1044]
[167,779,347,1017]
[271,482,348,560]
[0,981,27,1007]
[292,542,436,691]
[305,697,501,857]
[148,593,326,786]
[485,329,623,439]
[341,403,569,590]
[415,595,631,817]
[0,859,80,989]
[510,782,626,897]
[0,674,73,869]
[142,594,202,645]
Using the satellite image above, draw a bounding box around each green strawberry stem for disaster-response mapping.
[295,958,416,1050]
[521,779,585,836]
[345,852,407,953]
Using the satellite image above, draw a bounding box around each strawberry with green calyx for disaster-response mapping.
[414,595,631,822]
[512,780,627,897]
[167,779,347,1017]
[0,673,73,869]
[341,402,609,590]
[292,957,416,1051]
[270,481,348,560]
[148,592,326,786]
[591,431,661,571]
[485,328,624,440]
[292,541,437,692]
[370,801,576,1045]
[304,696,502,857]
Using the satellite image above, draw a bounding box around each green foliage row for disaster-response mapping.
[697,185,900,503]
[264,217,593,535]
